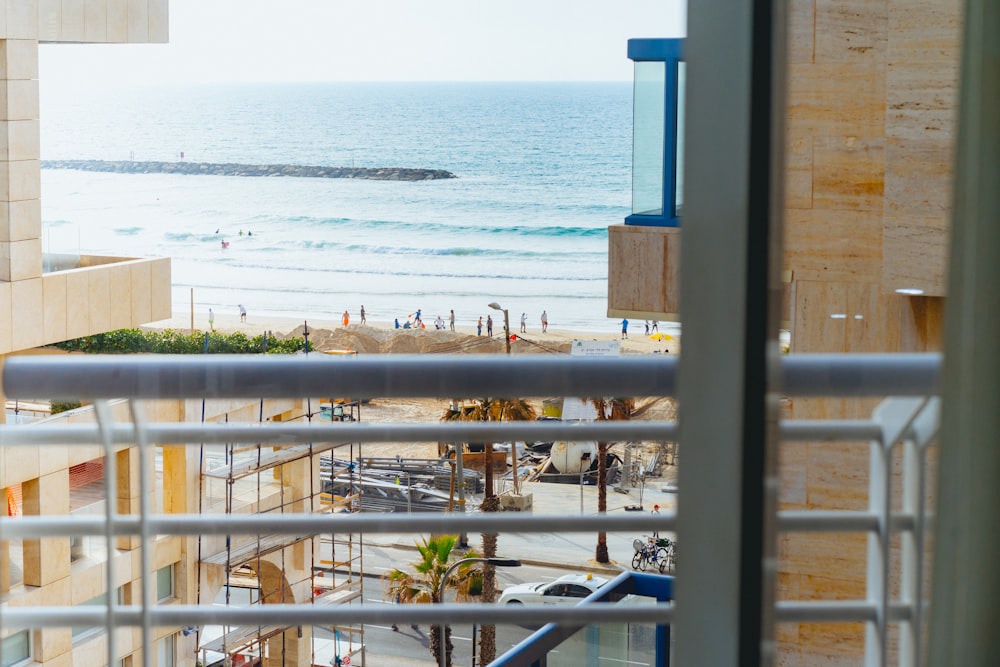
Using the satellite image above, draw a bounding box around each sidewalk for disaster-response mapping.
[368,475,678,574]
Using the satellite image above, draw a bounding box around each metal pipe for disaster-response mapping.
[1,353,942,401]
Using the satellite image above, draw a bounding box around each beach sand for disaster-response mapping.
[145,311,680,357]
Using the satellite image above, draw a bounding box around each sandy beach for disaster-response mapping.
[144,310,680,357]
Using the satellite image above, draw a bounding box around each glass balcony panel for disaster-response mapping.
[632,61,666,217]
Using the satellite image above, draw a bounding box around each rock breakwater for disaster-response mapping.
[41,160,457,181]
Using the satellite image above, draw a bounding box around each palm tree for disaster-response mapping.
[441,397,537,664]
[384,535,482,667]
[590,397,635,563]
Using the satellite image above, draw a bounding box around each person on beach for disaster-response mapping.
[360,305,366,325]
[621,318,629,339]
[239,304,247,323]
[342,310,350,327]
[487,315,493,337]
[651,503,661,539]
[414,308,422,326]
[652,321,659,332]
[449,309,456,331]
[541,310,548,333]
[434,315,445,329]
[644,320,650,335]
[208,308,215,331]
[477,317,483,336]
[394,318,400,329]
[520,312,527,333]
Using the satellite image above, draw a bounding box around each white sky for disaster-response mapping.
[39,0,686,85]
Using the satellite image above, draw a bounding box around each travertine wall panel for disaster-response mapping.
[64,267,90,339]
[11,275,42,349]
[42,271,67,342]
[814,0,887,63]
[108,262,132,330]
[607,224,680,319]
[106,0,127,42]
[785,134,813,209]
[883,217,948,295]
[60,0,86,42]
[84,0,107,41]
[7,237,40,280]
[150,255,171,319]
[887,0,962,63]
[5,4,38,40]
[787,0,814,64]
[885,63,958,140]
[0,78,40,120]
[811,135,884,211]
[38,0,61,41]
[784,210,882,284]
[129,259,151,323]
[0,280,10,350]
[787,64,885,136]
[87,261,111,332]
[884,137,953,217]
[9,198,40,240]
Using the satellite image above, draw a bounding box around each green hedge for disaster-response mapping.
[53,329,306,355]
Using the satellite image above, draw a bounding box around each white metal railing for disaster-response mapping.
[0,353,938,666]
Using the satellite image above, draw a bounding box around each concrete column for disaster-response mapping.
[116,447,141,550]
[22,469,70,586]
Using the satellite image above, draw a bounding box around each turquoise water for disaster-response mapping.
[39,82,633,332]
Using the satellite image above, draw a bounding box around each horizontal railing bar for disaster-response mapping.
[0,512,677,538]
[0,418,926,448]
[2,509,930,539]
[777,511,917,533]
[0,602,675,629]
[775,601,915,624]
[0,421,679,446]
[2,353,941,401]
[780,420,882,442]
[775,601,877,623]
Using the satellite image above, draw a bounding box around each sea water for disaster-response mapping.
[39,81,636,333]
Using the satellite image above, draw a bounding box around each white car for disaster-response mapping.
[498,573,609,605]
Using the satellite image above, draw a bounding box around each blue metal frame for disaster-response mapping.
[491,571,674,667]
[625,38,685,228]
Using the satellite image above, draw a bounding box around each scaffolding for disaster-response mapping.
[196,398,365,667]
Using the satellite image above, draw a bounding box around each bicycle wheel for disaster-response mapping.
[662,545,676,574]
[656,547,671,573]
[632,552,644,570]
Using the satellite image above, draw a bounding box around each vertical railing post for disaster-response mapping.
[676,0,786,664]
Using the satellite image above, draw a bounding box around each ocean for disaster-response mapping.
[39,81,635,333]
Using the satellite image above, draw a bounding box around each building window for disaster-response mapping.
[626,38,685,227]
[72,593,107,642]
[1,630,31,666]
[155,634,174,666]
[156,565,175,602]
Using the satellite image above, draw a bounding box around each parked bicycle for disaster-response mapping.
[632,535,677,574]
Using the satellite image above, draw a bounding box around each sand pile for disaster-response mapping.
[279,325,573,355]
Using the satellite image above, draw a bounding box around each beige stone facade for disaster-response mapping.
[607,0,961,663]
[0,2,178,664]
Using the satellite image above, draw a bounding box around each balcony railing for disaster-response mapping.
[0,353,938,666]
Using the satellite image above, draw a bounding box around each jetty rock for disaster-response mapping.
[41,160,457,182]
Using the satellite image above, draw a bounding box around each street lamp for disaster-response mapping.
[488,302,511,355]
[438,557,522,667]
